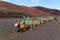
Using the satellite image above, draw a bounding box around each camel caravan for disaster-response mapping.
[14,16,58,32]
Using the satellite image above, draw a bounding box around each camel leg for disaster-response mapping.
[17,24,21,32]
[25,25,28,30]
[20,24,26,32]
[30,24,33,30]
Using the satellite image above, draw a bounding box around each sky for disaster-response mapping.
[1,0,60,10]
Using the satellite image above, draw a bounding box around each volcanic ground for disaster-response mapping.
[0,17,60,40]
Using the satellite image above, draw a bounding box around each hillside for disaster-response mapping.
[33,6,60,16]
[0,1,57,18]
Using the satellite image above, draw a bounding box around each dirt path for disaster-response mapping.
[0,18,60,40]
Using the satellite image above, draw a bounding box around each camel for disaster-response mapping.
[15,19,26,32]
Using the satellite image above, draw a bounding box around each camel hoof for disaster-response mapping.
[17,30,21,32]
